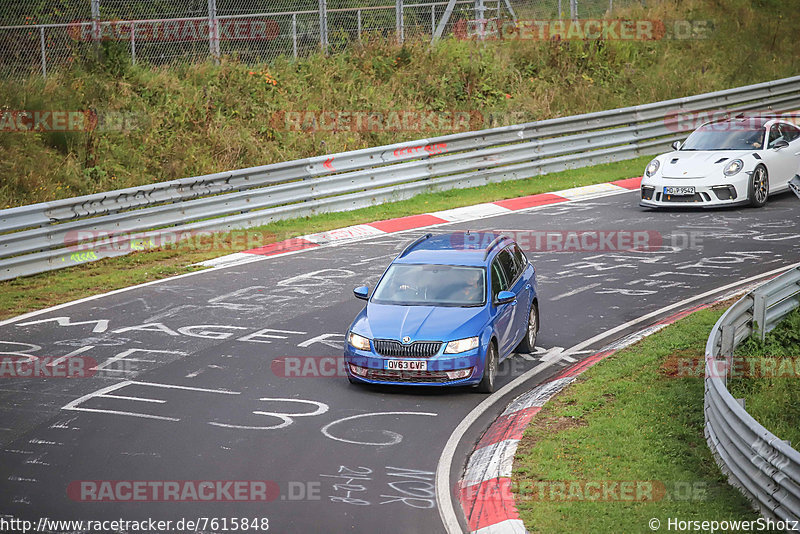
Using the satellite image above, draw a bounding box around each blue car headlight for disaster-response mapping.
[348,332,371,351]
[444,337,479,354]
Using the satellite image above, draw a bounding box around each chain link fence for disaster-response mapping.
[0,0,644,77]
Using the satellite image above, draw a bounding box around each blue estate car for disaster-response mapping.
[344,232,539,393]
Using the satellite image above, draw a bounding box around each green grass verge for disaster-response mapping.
[729,307,800,446]
[0,156,648,321]
[513,302,773,533]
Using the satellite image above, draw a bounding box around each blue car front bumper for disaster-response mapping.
[343,344,485,387]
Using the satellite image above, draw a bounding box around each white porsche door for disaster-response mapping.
[761,123,800,192]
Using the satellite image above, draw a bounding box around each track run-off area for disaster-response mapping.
[1,184,799,533]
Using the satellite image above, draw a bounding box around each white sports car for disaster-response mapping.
[640,116,800,208]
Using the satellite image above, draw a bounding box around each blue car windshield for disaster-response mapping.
[681,125,766,151]
[372,264,486,307]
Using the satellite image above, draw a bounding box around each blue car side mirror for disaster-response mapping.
[353,286,370,300]
[496,290,516,305]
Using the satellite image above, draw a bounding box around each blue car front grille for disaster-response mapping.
[366,369,451,383]
[373,340,442,358]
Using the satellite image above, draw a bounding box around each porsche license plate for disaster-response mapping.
[663,186,695,195]
[385,360,427,371]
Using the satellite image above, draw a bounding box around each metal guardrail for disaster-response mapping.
[1,74,800,281]
[704,266,800,528]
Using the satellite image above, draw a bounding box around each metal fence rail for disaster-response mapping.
[1,74,800,281]
[704,266,800,528]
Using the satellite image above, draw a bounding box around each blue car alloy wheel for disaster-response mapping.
[343,232,539,393]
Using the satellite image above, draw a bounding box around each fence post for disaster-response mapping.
[39,27,47,78]
[432,0,458,42]
[358,10,362,42]
[292,14,298,58]
[474,0,485,40]
[130,22,137,64]
[318,0,328,51]
[91,0,100,41]
[396,0,404,44]
[208,0,220,62]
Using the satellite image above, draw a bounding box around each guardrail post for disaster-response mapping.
[752,288,767,341]
[719,323,735,385]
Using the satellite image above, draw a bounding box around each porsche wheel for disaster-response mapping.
[749,165,769,208]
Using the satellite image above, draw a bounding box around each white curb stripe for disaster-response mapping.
[474,519,528,534]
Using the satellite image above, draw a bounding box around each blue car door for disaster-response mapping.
[496,247,528,347]
[490,256,515,355]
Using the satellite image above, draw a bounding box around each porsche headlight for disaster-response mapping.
[645,159,660,177]
[348,332,371,351]
[444,337,480,354]
[723,159,744,176]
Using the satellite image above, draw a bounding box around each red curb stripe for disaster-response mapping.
[244,237,319,256]
[367,213,448,233]
[459,478,519,532]
[493,193,567,211]
[610,176,643,190]
[476,406,541,449]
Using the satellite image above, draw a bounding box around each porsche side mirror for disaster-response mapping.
[772,139,789,150]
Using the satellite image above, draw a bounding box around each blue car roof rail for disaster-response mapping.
[483,235,508,260]
[398,233,433,258]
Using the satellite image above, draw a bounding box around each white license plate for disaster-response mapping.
[663,186,695,195]
[385,360,427,371]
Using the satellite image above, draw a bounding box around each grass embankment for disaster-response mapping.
[730,307,800,447]
[512,303,775,533]
[0,156,647,320]
[1,0,799,208]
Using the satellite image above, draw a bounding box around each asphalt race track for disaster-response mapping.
[1,188,798,533]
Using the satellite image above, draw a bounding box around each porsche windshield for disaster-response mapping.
[372,264,486,306]
[681,125,766,151]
